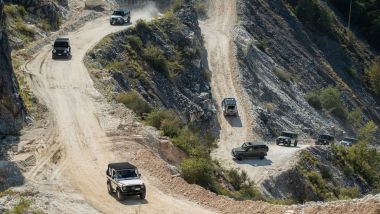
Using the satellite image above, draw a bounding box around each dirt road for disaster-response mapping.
[24,6,214,214]
[200,0,309,184]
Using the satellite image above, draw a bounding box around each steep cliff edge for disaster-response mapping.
[235,0,379,141]
[0,0,24,136]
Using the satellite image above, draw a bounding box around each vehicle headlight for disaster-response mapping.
[64,50,68,53]
[122,186,127,191]
[52,49,56,53]
[141,184,145,189]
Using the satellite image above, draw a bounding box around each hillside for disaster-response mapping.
[236,0,380,142]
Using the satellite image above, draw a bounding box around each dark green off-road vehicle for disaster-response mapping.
[276,131,298,147]
[231,141,269,160]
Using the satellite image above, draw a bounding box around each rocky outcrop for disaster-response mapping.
[87,1,215,128]
[4,0,63,30]
[0,0,24,136]
[235,0,379,141]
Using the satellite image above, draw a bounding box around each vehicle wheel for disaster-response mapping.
[259,156,265,160]
[140,192,146,200]
[276,141,279,145]
[116,189,125,201]
[107,182,113,194]
[294,142,297,147]
[127,17,131,23]
[236,156,242,161]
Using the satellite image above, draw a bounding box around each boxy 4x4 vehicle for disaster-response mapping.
[315,134,334,145]
[221,98,238,116]
[276,131,298,147]
[52,38,71,59]
[339,137,357,147]
[110,8,131,25]
[231,141,269,160]
[106,162,146,201]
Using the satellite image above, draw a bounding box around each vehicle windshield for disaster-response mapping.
[281,132,295,138]
[227,106,236,110]
[115,169,139,180]
[343,138,356,143]
[112,11,124,16]
[54,41,68,48]
[319,135,332,140]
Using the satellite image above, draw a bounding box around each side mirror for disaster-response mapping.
[138,173,142,177]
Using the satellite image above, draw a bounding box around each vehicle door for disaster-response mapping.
[246,147,255,157]
[110,169,118,189]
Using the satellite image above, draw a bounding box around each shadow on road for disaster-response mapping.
[112,194,149,205]
[233,158,273,166]
[225,115,242,127]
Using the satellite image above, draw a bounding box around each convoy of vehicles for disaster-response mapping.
[106,162,146,201]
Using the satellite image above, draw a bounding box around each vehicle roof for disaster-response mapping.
[223,98,236,105]
[108,162,137,170]
[244,141,267,146]
[114,8,130,12]
[55,37,69,41]
[281,131,297,135]
[319,134,333,137]
[343,137,357,140]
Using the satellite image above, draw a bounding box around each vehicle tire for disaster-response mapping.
[107,182,113,194]
[294,142,297,147]
[116,188,125,201]
[236,156,242,161]
[259,156,265,160]
[127,17,131,23]
[140,192,146,200]
[276,141,279,145]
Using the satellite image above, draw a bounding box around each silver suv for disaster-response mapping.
[110,8,131,25]
[221,98,238,116]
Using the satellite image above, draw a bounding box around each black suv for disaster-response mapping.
[276,131,298,147]
[106,162,146,201]
[52,38,71,59]
[110,8,131,25]
[231,141,269,160]
[221,98,238,116]
[315,134,334,145]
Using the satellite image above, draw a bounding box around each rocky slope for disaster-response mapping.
[0,0,24,136]
[235,0,379,141]
[86,2,215,127]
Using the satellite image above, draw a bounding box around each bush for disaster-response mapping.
[4,4,26,17]
[193,0,208,18]
[5,197,31,214]
[273,67,292,82]
[316,87,348,119]
[135,19,152,32]
[347,107,362,128]
[339,187,360,199]
[172,0,184,12]
[256,39,268,52]
[115,91,152,116]
[180,158,214,189]
[366,60,380,95]
[305,91,322,109]
[143,45,169,77]
[127,35,144,52]
[145,110,182,137]
[172,127,206,157]
[357,121,377,143]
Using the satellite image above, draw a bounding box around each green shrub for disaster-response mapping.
[306,91,322,109]
[143,45,169,77]
[256,39,268,52]
[366,60,380,95]
[319,87,348,119]
[273,67,292,82]
[127,35,144,52]
[357,121,377,143]
[161,118,181,137]
[193,0,208,18]
[5,198,31,214]
[294,0,333,35]
[15,18,36,37]
[4,4,26,17]
[172,0,184,12]
[115,91,152,116]
[135,19,152,32]
[180,158,214,189]
[345,67,357,77]
[347,107,362,128]
[339,187,359,199]
[318,164,332,179]
[172,127,204,156]
[145,110,173,128]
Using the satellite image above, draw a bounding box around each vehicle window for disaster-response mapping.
[282,132,293,138]
[227,106,235,110]
[115,169,138,179]
[112,11,124,16]
[54,41,68,48]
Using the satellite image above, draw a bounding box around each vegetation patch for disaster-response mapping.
[366,59,380,95]
[305,87,348,119]
[115,91,152,116]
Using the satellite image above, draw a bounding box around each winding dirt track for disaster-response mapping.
[24,7,213,214]
[200,0,309,184]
